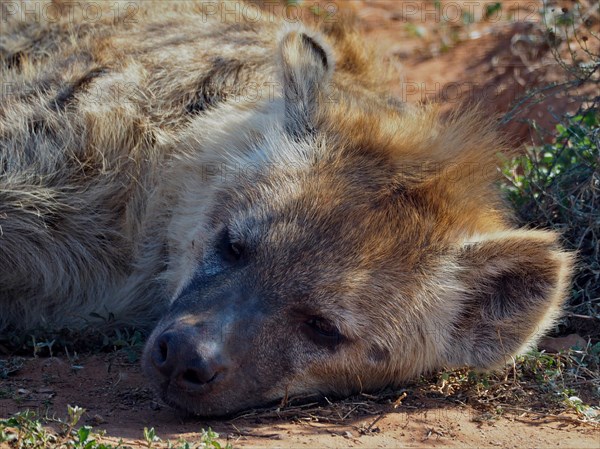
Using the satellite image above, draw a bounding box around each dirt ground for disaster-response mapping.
[1,354,598,448]
[350,0,592,144]
[2,0,599,448]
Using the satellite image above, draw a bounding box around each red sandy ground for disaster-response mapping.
[1,354,598,448]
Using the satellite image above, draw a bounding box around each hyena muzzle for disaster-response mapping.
[0,1,573,416]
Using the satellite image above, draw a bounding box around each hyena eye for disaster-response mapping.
[304,317,343,348]
[217,227,244,263]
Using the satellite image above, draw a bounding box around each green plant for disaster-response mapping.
[563,394,600,422]
[0,357,24,379]
[31,337,56,358]
[0,406,232,449]
[106,329,145,363]
[143,427,160,448]
[484,2,502,20]
[502,109,600,328]
[0,410,56,448]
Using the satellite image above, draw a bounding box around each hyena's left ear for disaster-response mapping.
[447,230,574,369]
[278,29,334,138]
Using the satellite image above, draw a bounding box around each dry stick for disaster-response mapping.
[279,385,289,408]
[565,313,598,320]
[365,391,408,433]
[501,405,595,426]
[341,405,360,420]
[365,412,386,433]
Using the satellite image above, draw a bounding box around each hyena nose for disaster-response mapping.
[151,330,223,390]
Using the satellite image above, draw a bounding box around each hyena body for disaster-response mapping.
[1,1,572,415]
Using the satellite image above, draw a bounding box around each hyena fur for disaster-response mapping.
[0,0,573,416]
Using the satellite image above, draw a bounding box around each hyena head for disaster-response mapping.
[142,28,573,416]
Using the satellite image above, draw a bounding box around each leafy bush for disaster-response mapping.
[503,109,599,334]
[501,0,599,337]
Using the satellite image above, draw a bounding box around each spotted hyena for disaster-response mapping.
[0,0,573,416]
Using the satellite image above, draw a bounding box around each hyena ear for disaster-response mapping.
[447,230,573,369]
[278,29,334,138]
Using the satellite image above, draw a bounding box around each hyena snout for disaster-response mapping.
[149,326,226,392]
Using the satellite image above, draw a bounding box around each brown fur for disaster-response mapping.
[0,1,573,416]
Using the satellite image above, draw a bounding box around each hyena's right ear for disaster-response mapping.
[447,230,574,369]
[278,29,334,138]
